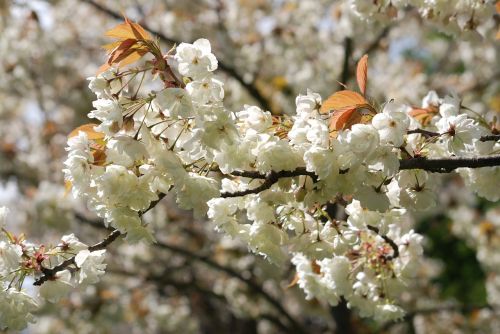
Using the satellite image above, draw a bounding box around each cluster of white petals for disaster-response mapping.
[1,17,499,328]
[60,38,500,322]
[0,207,107,330]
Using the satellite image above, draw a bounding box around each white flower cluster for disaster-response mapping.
[4,36,493,328]
[0,207,106,331]
[69,39,500,320]
[349,0,496,36]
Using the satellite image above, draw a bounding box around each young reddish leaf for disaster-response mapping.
[329,107,374,134]
[342,109,363,130]
[356,54,368,96]
[127,18,151,41]
[105,23,134,39]
[329,106,358,131]
[108,42,148,68]
[99,18,153,73]
[320,90,368,113]
[107,39,138,64]
[103,41,122,51]
[68,123,105,140]
[105,17,151,41]
[97,63,111,74]
[409,107,438,126]
[92,147,107,166]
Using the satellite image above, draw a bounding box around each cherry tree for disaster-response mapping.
[1,0,499,333]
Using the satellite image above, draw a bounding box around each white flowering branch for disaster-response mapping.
[33,229,120,286]
[16,13,500,328]
[33,193,167,286]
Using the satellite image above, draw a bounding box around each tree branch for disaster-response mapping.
[480,134,500,142]
[339,25,391,92]
[81,0,271,111]
[221,172,279,198]
[407,129,499,142]
[221,169,317,198]
[398,155,500,173]
[33,193,167,286]
[222,154,500,197]
[330,298,355,334]
[361,25,392,58]
[339,37,353,90]
[406,128,440,138]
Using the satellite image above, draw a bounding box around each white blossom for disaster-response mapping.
[0,288,38,331]
[372,103,409,147]
[75,249,107,285]
[153,88,194,119]
[186,76,224,104]
[175,39,218,78]
[0,241,22,276]
[436,114,483,154]
[38,270,73,303]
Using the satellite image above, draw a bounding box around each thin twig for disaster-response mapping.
[406,128,440,138]
[222,169,317,198]
[221,172,279,197]
[33,229,120,286]
[361,25,392,58]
